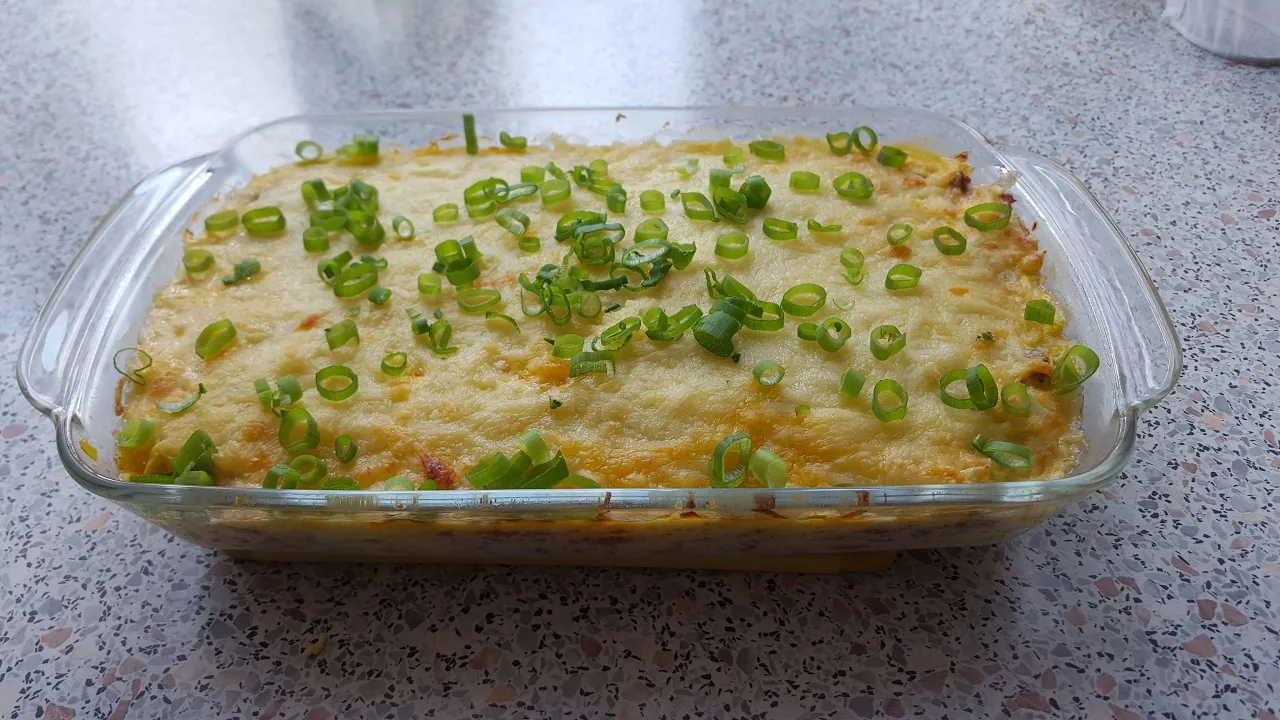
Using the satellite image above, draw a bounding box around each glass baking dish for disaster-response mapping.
[17,107,1180,572]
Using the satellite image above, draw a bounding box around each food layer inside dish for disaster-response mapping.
[116,130,1086,490]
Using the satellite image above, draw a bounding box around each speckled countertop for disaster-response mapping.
[2,1,1278,718]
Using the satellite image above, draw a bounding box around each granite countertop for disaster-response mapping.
[2,1,1277,717]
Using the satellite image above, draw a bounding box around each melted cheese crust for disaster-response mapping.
[118,137,1082,489]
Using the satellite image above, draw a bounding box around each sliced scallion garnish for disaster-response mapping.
[195,320,236,359]
[1052,344,1100,395]
[242,206,286,235]
[335,435,357,463]
[871,379,908,421]
[324,318,359,350]
[748,448,787,488]
[965,364,999,410]
[485,311,520,332]
[885,264,921,290]
[315,365,358,402]
[964,202,1013,232]
[183,249,215,273]
[808,219,841,234]
[739,175,772,209]
[763,218,798,241]
[817,317,852,352]
[495,208,531,236]
[433,203,459,223]
[715,231,749,259]
[681,191,717,222]
[838,368,866,399]
[463,113,478,155]
[381,351,408,376]
[418,273,442,295]
[279,407,320,452]
[117,419,155,449]
[221,258,260,286]
[499,131,526,149]
[204,210,239,233]
[748,140,785,161]
[708,433,752,487]
[852,126,878,153]
[1024,299,1056,324]
[789,171,820,191]
[869,325,905,360]
[113,347,152,385]
[972,434,1032,469]
[834,172,874,199]
[933,226,967,255]
[826,132,853,155]
[640,189,666,212]
[781,283,827,317]
[295,140,323,162]
[887,223,913,245]
[1001,382,1033,417]
[876,146,907,168]
[753,360,785,386]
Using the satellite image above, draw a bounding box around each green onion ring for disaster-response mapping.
[933,226,967,256]
[796,322,819,342]
[640,190,665,212]
[295,140,323,162]
[708,432,752,487]
[972,434,1032,469]
[887,223,913,245]
[335,435,357,463]
[606,186,627,213]
[117,419,155,448]
[715,231,749,259]
[852,126,878,153]
[521,166,545,184]
[876,146,908,168]
[817,317,852,352]
[183,249,215,273]
[839,369,866,399]
[964,202,1013,232]
[540,177,571,204]
[681,191,717,222]
[885,264,921,290]
[712,186,749,224]
[634,218,670,243]
[763,218,798,240]
[840,247,865,270]
[1001,382,1033,417]
[324,318,359,350]
[289,454,327,485]
[1052,344,1100,394]
[155,383,206,414]
[518,236,541,253]
[753,360,785,386]
[485,311,520,332]
[382,351,408,376]
[1024,299,1056,325]
[315,365,358,402]
[808,219,841,234]
[748,140,785,161]
[195,319,236,359]
[568,350,616,377]
[939,368,974,409]
[869,325,905,360]
[499,131,526,149]
[552,334,585,359]
[204,210,239,233]
[739,175,772,209]
[781,283,827,317]
[871,379,908,421]
[723,146,744,165]
[462,113,478,154]
[113,347,152,385]
[242,206,286,235]
[418,273,442,295]
[495,208,531,236]
[221,258,261,285]
[278,407,320,452]
[965,364,999,410]
[826,132,853,155]
[457,288,502,312]
[834,172,874,199]
[263,465,300,489]
[789,171,820,191]
[333,262,378,298]
[433,204,459,223]
[302,226,330,253]
[748,448,788,488]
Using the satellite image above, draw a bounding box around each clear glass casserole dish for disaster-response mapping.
[17,107,1180,572]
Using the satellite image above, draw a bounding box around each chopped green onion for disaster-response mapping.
[325,318,359,350]
[242,206,286,235]
[221,258,260,285]
[817,317,852,352]
[712,186,749,224]
[462,113,478,154]
[749,448,787,488]
[463,179,497,218]
[384,476,414,491]
[278,407,320,452]
[826,132,853,155]
[466,452,511,488]
[349,132,379,159]
[433,204,459,223]
[852,126,878,153]
[576,291,602,317]
[318,251,352,284]
[113,347,152,386]
[640,190,665,212]
[195,319,236,359]
[172,429,216,477]
[519,430,552,465]
[455,288,499,312]
[204,210,239,233]
[715,231,749,259]
[549,398,564,410]
[723,146,744,165]
[739,175,771,209]
[834,172,874,199]
[310,208,347,232]
[840,247,865,270]
[129,473,177,484]
[321,477,360,490]
[709,168,734,190]
[781,283,827,317]
[315,365,358,401]
[333,261,378,298]
[748,140,785,161]
[621,238,670,268]
[554,210,605,242]
[295,140,323,162]
[871,379,908,421]
[540,177,571,205]
[443,258,480,286]
[368,287,391,305]
[301,226,330,253]
[887,223,913,245]
[808,219,841,234]
[521,166,545,184]
[289,455,327,486]
[606,186,627,213]
[675,158,699,178]
[839,368,866,399]
[885,264,921,290]
[789,171,820,191]
[263,465,299,489]
[518,236,541,253]
[183,249,215,273]
[381,351,408,376]
[876,146,908,168]
[869,325,905,360]
[1052,344,1100,394]
[797,322,819,341]
[386,215,413,241]
[708,433,752,487]
[933,226,967,255]
[1024,299,1056,324]
[417,273,442,295]
[634,218,669,243]
[117,419,155,449]
[335,435,357,463]
[174,470,213,486]
[568,350,616,377]
[763,218,798,241]
[972,434,1032,469]
[643,305,703,341]
[595,317,642,351]
[485,311,520,332]
[965,364,999,410]
[795,405,811,417]
[753,360,785,386]
[693,311,742,358]
[681,191,717,222]
[964,202,1013,232]
[1001,382,1033,417]
[499,131,526,149]
[495,208,531,236]
[939,368,973,409]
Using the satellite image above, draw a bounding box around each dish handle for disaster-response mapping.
[17,155,214,417]
[996,146,1182,414]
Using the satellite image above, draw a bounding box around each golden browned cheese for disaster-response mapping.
[118,137,1082,489]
